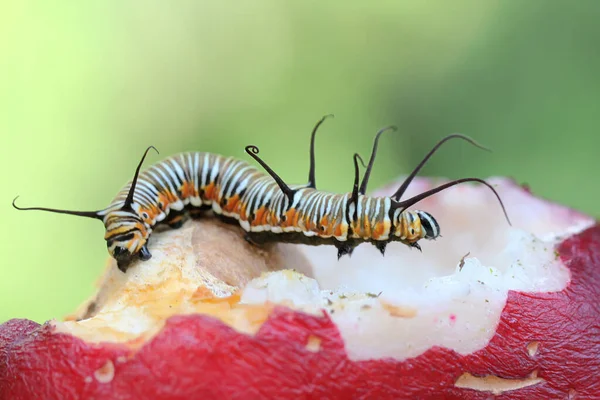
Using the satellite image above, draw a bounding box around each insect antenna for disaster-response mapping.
[245,145,295,204]
[12,196,102,220]
[359,125,397,195]
[123,146,159,210]
[391,134,490,201]
[393,177,512,225]
[307,114,334,189]
[350,153,367,221]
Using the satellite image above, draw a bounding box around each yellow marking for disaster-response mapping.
[408,219,422,241]
[104,226,136,237]
[303,214,311,231]
[282,208,297,228]
[124,238,143,253]
[261,207,270,225]
[397,214,407,238]
[203,182,219,202]
[234,200,243,215]
[334,223,344,237]
[222,195,240,213]
[372,222,385,240]
[319,216,328,229]
[168,215,183,224]
[324,217,338,236]
[164,188,179,203]
[158,192,171,208]
[292,208,301,227]
[372,220,390,240]
[264,210,271,226]
[239,203,248,221]
[180,181,198,199]
[139,206,159,221]
[253,206,267,226]
[268,210,275,226]
[363,214,372,238]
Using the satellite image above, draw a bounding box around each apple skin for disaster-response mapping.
[1,224,599,400]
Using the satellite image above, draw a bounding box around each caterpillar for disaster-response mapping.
[13,116,510,272]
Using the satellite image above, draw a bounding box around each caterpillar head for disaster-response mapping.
[103,209,152,271]
[12,146,159,273]
[414,210,440,240]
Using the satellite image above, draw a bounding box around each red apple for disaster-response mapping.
[1,177,598,399]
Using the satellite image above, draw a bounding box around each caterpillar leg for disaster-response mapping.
[374,241,388,256]
[335,241,357,260]
[189,209,203,219]
[188,205,212,220]
[165,210,186,229]
[168,220,184,229]
[409,242,422,252]
[244,233,260,246]
[244,231,271,247]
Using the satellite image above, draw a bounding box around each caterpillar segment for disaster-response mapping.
[13,117,511,272]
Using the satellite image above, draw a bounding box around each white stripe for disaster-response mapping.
[137,179,159,196]
[356,196,363,223]
[201,154,210,186]
[226,166,251,197]
[169,158,186,184]
[160,162,182,188]
[193,153,200,191]
[146,168,171,193]
[210,156,220,183]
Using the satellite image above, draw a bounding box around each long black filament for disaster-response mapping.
[307,114,334,189]
[245,145,295,204]
[394,177,512,226]
[359,125,398,195]
[124,145,159,209]
[391,134,490,201]
[12,196,102,220]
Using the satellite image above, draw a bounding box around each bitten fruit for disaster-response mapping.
[1,177,599,400]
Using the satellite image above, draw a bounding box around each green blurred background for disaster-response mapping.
[1,1,598,323]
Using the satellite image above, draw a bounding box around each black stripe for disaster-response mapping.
[107,232,136,242]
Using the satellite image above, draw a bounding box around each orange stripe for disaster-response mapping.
[181,180,198,199]
[372,222,386,240]
[222,195,240,213]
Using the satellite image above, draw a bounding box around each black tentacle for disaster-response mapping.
[12,196,102,220]
[350,153,367,222]
[124,145,159,209]
[307,114,334,189]
[245,145,295,204]
[392,134,490,201]
[393,177,511,226]
[359,125,397,195]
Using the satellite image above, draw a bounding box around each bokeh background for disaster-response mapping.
[1,1,598,323]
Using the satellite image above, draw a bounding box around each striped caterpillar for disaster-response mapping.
[13,116,510,272]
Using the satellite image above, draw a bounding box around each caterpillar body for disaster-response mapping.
[13,116,510,272]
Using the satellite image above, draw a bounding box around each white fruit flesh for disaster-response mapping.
[242,177,595,360]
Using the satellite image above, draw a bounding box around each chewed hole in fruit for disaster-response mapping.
[241,177,594,360]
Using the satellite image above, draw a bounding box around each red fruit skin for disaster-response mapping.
[1,225,599,400]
